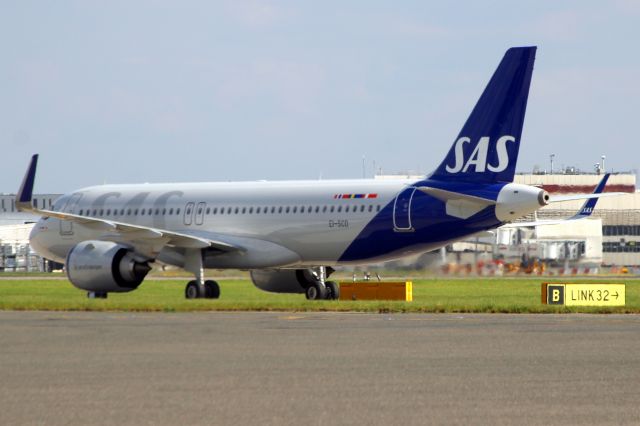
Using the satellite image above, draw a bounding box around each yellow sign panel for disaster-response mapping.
[542,283,625,306]
[564,284,625,306]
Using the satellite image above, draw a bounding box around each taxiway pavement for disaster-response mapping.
[1,312,639,425]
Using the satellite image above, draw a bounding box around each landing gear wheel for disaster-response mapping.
[204,280,220,299]
[325,281,340,300]
[305,282,327,300]
[185,280,201,299]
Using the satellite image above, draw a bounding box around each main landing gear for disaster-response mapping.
[185,280,220,299]
[305,267,340,301]
[183,249,220,300]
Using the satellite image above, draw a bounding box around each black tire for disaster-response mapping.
[185,280,201,299]
[204,280,220,299]
[305,282,327,300]
[326,281,340,300]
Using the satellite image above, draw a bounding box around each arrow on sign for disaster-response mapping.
[612,291,619,299]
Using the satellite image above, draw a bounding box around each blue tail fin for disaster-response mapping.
[430,47,536,183]
[572,173,610,219]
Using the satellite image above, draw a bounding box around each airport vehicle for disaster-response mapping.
[17,46,612,300]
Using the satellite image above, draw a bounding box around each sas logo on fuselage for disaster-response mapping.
[445,135,516,173]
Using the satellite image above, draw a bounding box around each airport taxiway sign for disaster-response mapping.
[542,283,625,306]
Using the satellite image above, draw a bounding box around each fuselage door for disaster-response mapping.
[393,187,416,232]
[59,193,82,236]
[184,202,195,225]
[195,202,206,225]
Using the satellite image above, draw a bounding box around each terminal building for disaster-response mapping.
[0,194,61,271]
[511,173,639,266]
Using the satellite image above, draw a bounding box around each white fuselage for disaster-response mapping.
[31,178,413,267]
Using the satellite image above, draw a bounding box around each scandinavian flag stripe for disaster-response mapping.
[333,193,378,199]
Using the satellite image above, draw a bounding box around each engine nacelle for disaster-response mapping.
[495,183,550,222]
[66,240,151,293]
[250,269,322,294]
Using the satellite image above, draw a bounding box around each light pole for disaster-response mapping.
[550,154,555,174]
[601,155,606,173]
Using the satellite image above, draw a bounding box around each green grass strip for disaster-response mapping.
[1,277,639,313]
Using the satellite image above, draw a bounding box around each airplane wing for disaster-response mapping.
[16,154,241,253]
[417,187,495,219]
[502,173,621,228]
[548,193,622,203]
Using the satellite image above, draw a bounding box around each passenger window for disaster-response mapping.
[278,206,283,213]
[162,208,166,215]
[376,205,381,212]
[213,208,217,214]
[155,208,160,215]
[177,208,181,215]
[197,207,202,215]
[293,206,297,213]
[368,205,373,212]
[330,206,334,213]
[168,208,173,215]
[360,205,365,212]
[286,207,290,213]
[79,209,84,215]
[235,207,239,214]
[99,209,104,216]
[93,209,97,216]
[337,206,342,213]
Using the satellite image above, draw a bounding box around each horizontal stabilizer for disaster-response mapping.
[503,173,621,227]
[548,193,623,203]
[418,187,495,219]
[501,219,578,228]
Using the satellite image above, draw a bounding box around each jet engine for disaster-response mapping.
[66,240,151,293]
[250,269,331,293]
[495,183,550,222]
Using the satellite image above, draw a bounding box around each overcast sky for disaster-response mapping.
[1,1,639,193]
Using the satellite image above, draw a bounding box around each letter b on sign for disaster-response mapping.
[547,285,564,305]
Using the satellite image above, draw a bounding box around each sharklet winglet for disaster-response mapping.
[16,154,39,212]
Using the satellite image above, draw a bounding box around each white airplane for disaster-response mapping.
[17,46,612,300]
